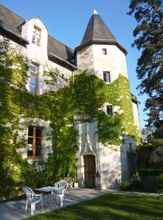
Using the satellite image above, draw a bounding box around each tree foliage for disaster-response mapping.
[129,0,163,137]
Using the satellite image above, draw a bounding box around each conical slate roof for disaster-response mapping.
[81,13,116,45]
[76,11,127,54]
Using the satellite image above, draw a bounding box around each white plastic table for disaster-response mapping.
[35,186,58,206]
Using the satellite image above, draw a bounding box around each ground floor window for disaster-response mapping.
[27,126,42,159]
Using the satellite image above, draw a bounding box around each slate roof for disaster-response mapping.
[48,36,74,65]
[76,13,127,54]
[0,4,76,69]
[0,4,24,35]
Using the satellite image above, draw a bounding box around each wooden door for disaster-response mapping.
[84,155,96,188]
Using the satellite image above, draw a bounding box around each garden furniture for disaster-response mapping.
[23,186,43,215]
[53,180,69,207]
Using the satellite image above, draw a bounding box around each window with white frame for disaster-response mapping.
[103,71,111,83]
[29,62,39,94]
[32,26,41,46]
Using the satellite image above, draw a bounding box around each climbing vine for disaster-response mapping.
[0,40,140,199]
[0,39,29,198]
[70,71,141,144]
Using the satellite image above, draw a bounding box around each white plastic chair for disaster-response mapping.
[53,180,69,207]
[23,186,43,215]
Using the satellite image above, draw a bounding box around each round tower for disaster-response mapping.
[75,10,128,83]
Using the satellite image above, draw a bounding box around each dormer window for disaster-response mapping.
[103,71,111,83]
[102,48,107,55]
[32,26,41,46]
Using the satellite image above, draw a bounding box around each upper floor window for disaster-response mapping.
[103,71,111,83]
[29,62,39,94]
[0,37,8,54]
[27,126,42,159]
[102,48,107,55]
[32,26,41,46]
[106,105,113,116]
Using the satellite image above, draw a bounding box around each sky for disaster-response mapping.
[1,0,147,129]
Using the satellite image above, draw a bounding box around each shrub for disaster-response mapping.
[120,180,132,191]
[157,174,163,193]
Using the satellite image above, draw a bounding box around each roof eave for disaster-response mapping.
[75,40,127,55]
[48,53,77,71]
[0,26,28,46]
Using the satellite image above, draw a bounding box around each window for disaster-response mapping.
[32,26,41,46]
[102,48,107,55]
[0,37,8,54]
[27,126,42,159]
[103,71,111,83]
[106,105,113,116]
[29,62,39,94]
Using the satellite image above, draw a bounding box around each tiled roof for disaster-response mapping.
[0,4,24,35]
[81,14,116,45]
[48,35,74,64]
[76,13,127,54]
[0,4,75,68]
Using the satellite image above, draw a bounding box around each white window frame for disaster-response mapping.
[103,71,111,83]
[32,26,41,46]
[29,62,40,94]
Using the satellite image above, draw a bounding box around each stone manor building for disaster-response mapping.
[0,4,140,189]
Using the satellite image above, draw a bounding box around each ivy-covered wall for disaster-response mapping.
[0,40,140,199]
[71,72,141,145]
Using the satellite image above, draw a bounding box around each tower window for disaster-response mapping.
[103,71,111,83]
[29,62,39,94]
[102,48,107,55]
[106,105,113,116]
[32,26,41,46]
[27,126,42,159]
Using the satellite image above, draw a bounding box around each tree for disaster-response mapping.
[129,0,163,140]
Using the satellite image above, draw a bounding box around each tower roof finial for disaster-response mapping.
[93,9,98,15]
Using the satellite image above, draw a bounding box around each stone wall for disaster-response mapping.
[77,46,94,71]
[98,144,121,189]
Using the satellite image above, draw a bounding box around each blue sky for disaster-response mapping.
[1,0,147,128]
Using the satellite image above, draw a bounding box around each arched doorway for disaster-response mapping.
[84,155,96,188]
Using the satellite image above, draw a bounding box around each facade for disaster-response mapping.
[0,4,140,189]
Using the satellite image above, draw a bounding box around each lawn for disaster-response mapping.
[26,193,163,220]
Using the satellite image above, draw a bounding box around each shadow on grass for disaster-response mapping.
[26,193,163,220]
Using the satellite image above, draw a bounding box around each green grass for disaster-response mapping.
[26,193,163,220]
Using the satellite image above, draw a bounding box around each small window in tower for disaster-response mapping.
[102,48,107,55]
[32,26,41,46]
[103,71,111,83]
[106,105,113,116]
